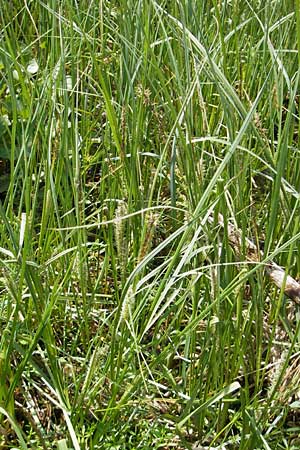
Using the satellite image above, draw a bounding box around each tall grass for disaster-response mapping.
[0,1,300,448]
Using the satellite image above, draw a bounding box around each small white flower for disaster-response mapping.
[12,69,19,80]
[26,59,39,76]
[2,114,11,126]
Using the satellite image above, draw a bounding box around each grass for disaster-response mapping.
[0,0,300,448]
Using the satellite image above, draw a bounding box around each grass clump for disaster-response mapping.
[0,1,300,449]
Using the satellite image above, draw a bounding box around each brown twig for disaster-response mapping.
[212,213,300,304]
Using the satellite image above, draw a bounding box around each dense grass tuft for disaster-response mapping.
[0,1,300,449]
